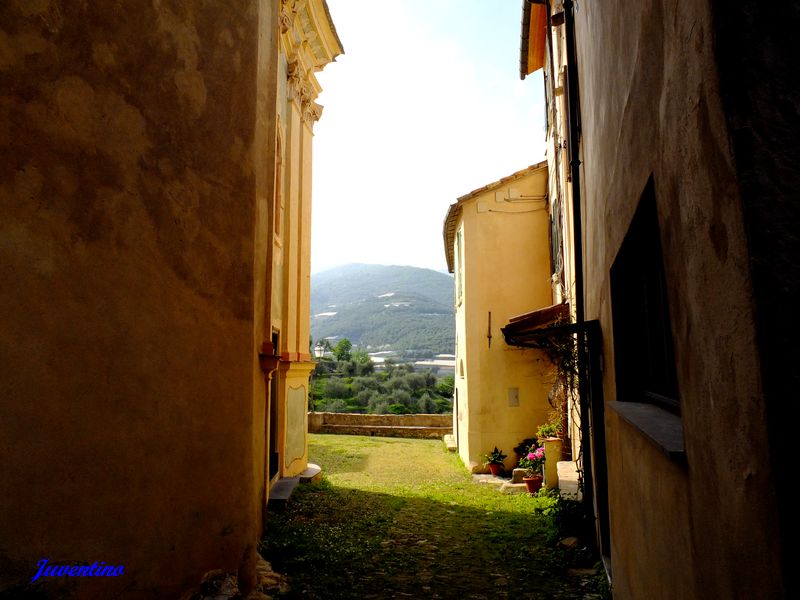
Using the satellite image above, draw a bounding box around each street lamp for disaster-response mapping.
[310,343,325,413]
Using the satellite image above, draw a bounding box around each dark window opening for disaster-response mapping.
[610,177,679,414]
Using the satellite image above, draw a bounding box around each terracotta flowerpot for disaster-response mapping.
[488,463,502,476]
[523,474,543,493]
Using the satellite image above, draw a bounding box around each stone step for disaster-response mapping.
[500,482,530,494]
[267,477,299,512]
[474,466,578,498]
[299,463,322,483]
[443,434,457,452]
[510,468,527,483]
[472,473,508,487]
[557,460,581,500]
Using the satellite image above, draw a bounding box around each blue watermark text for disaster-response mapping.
[31,559,125,583]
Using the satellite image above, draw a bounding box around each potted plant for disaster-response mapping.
[482,446,507,476]
[536,420,559,440]
[518,444,545,493]
[536,411,563,441]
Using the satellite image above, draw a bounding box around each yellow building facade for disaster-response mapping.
[0,1,340,597]
[266,0,343,484]
[443,163,555,472]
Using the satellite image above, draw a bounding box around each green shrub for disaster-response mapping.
[436,375,454,398]
[324,379,352,399]
[434,397,452,413]
[353,390,373,407]
[372,401,390,414]
[419,392,436,413]
[351,376,379,392]
[389,389,412,406]
[325,399,348,413]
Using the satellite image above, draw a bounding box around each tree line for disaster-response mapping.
[311,339,454,414]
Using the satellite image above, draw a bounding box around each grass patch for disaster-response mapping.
[261,434,607,599]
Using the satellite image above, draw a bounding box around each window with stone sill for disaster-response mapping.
[610,176,680,415]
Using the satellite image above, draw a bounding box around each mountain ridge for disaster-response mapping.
[310,263,455,354]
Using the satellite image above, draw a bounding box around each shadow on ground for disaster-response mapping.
[261,480,604,600]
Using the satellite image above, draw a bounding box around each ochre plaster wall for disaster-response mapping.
[573,0,783,596]
[455,168,554,471]
[453,252,471,467]
[605,411,695,599]
[0,2,271,597]
[543,21,580,462]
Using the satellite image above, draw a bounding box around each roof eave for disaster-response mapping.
[442,202,461,274]
[520,0,547,79]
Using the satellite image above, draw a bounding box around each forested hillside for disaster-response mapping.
[310,264,455,354]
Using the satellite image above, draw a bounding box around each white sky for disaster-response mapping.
[311,0,546,274]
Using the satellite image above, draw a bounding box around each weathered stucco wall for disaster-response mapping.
[574,0,783,597]
[0,1,269,597]
[712,2,798,589]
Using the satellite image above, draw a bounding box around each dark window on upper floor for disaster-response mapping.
[610,177,680,414]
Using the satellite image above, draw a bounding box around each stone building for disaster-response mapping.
[0,1,341,597]
[519,0,796,597]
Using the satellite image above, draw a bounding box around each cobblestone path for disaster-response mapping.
[261,434,608,599]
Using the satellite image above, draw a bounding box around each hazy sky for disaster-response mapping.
[311,0,545,274]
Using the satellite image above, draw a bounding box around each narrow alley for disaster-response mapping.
[2,1,795,598]
[260,434,607,599]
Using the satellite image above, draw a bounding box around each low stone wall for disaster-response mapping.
[308,412,452,439]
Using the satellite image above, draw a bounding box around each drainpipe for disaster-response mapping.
[562,0,594,524]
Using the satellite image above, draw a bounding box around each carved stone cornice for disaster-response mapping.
[287,58,324,127]
[286,59,306,103]
[303,101,323,125]
[280,0,305,34]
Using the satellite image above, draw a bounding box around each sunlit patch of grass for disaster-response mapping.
[261,434,604,599]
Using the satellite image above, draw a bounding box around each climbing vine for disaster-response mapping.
[526,318,584,492]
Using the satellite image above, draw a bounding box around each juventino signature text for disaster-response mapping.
[31,559,125,582]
